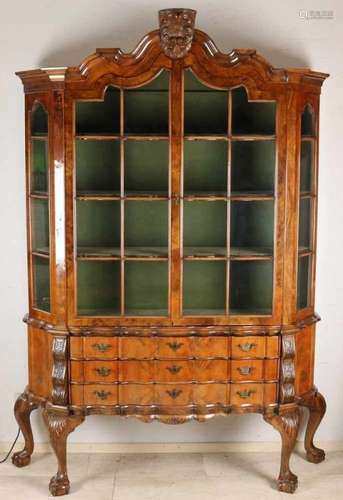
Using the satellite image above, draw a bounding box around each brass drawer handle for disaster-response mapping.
[92,343,113,353]
[166,389,182,399]
[237,390,255,399]
[94,367,112,377]
[237,366,255,376]
[166,365,182,375]
[94,390,112,400]
[238,343,256,352]
[166,341,183,352]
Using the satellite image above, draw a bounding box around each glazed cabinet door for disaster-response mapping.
[68,71,173,324]
[176,68,284,325]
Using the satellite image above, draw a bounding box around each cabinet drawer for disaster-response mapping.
[119,384,154,405]
[192,337,228,358]
[71,361,118,383]
[230,383,278,406]
[156,384,193,405]
[231,360,263,381]
[194,360,228,382]
[119,337,156,359]
[84,385,118,405]
[231,337,265,358]
[119,361,154,382]
[155,361,193,382]
[193,384,227,405]
[84,337,118,359]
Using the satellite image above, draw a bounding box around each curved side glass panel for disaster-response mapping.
[297,105,315,310]
[30,103,50,312]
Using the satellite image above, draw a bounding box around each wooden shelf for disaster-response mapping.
[32,248,50,258]
[77,246,168,259]
[124,191,168,200]
[30,191,49,199]
[76,134,169,141]
[230,247,273,260]
[183,247,273,260]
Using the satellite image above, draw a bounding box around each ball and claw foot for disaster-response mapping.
[306,446,325,464]
[12,450,31,468]
[49,474,70,497]
[277,472,298,494]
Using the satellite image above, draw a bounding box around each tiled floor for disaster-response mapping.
[0,450,342,499]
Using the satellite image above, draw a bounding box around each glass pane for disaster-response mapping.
[297,256,311,309]
[184,70,227,135]
[298,198,311,251]
[183,201,227,256]
[31,139,48,194]
[31,198,49,253]
[33,255,50,311]
[124,72,169,135]
[125,201,168,255]
[229,261,273,314]
[231,141,275,195]
[301,105,314,136]
[183,140,227,195]
[124,140,169,194]
[125,261,168,315]
[232,87,275,135]
[31,103,48,136]
[230,201,274,255]
[77,261,120,316]
[300,141,313,193]
[77,201,120,256]
[76,87,120,135]
[183,261,226,315]
[76,140,120,195]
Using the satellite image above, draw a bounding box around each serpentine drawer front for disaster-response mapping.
[14,7,328,497]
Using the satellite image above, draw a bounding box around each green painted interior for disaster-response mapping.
[31,198,49,253]
[229,260,273,314]
[31,103,48,135]
[33,255,50,312]
[31,139,48,193]
[297,255,310,309]
[184,70,228,135]
[183,201,227,250]
[124,72,169,135]
[230,200,274,252]
[76,139,120,194]
[77,200,120,252]
[76,87,120,134]
[183,261,226,315]
[124,140,169,193]
[301,105,315,136]
[231,140,275,194]
[77,261,121,316]
[183,140,227,194]
[125,261,168,315]
[300,140,313,193]
[298,198,311,250]
[232,87,276,135]
[125,201,168,250]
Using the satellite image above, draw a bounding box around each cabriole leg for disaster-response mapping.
[42,407,84,496]
[300,389,326,463]
[264,406,300,494]
[12,390,39,467]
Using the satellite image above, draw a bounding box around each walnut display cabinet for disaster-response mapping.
[13,8,328,496]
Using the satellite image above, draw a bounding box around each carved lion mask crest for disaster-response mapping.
[159,9,196,59]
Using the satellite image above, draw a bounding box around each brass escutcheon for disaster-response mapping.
[238,343,256,352]
[166,388,182,399]
[166,365,182,375]
[92,343,112,353]
[237,366,254,376]
[167,341,183,351]
[237,390,255,399]
[94,390,112,400]
[95,367,112,377]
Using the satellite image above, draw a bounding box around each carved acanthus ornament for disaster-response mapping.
[159,8,196,59]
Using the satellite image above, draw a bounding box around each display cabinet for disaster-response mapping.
[13,8,328,496]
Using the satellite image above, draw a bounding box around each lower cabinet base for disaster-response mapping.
[12,387,326,496]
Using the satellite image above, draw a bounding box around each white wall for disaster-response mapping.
[0,0,342,445]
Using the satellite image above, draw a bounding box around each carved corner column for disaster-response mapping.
[299,388,326,463]
[12,389,40,467]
